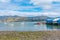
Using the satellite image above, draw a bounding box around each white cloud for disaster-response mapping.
[54,0,60,2]
[0,0,11,3]
[0,10,60,17]
[31,0,54,5]
[0,3,21,11]
[42,12,60,17]
[41,5,52,10]
[0,2,41,12]
[0,0,60,17]
[0,10,42,16]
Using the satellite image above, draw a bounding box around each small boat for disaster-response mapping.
[53,18,60,25]
[34,22,41,25]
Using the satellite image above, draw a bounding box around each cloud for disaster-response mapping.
[0,2,42,12]
[0,0,59,12]
[0,0,11,3]
[0,10,60,17]
[31,0,54,5]
[54,0,60,2]
[41,5,52,10]
[0,0,60,17]
[42,12,60,17]
[0,10,42,16]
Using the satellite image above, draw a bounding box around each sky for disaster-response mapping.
[0,0,60,17]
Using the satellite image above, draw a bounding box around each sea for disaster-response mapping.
[0,22,60,31]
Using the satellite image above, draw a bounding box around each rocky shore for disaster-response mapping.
[0,31,60,40]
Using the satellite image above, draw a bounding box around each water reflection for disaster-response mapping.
[46,24,60,30]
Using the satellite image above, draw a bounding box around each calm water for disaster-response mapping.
[0,22,60,31]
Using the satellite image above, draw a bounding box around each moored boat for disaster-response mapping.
[53,18,60,25]
[46,18,53,25]
[46,18,60,25]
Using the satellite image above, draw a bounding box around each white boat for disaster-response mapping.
[53,18,60,24]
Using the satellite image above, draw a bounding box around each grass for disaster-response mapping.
[0,31,60,40]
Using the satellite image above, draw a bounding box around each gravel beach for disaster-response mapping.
[0,31,60,40]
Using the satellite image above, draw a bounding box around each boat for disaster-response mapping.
[46,18,60,25]
[46,19,53,25]
[34,22,41,25]
[53,18,60,25]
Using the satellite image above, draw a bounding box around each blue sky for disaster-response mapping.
[0,0,60,17]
